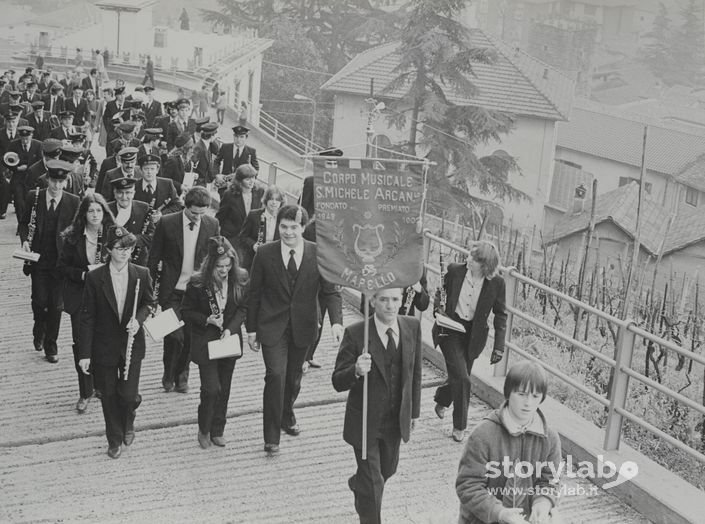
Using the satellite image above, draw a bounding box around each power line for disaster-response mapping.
[262,60,333,77]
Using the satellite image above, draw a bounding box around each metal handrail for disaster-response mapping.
[258,109,325,154]
[422,229,705,466]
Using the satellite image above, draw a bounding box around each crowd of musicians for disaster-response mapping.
[3,65,562,524]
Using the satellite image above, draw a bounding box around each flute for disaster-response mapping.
[123,278,141,381]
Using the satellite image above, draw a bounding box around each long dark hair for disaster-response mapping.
[61,192,115,244]
[191,237,248,303]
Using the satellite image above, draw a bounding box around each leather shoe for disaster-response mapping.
[198,432,211,449]
[174,383,189,394]
[307,359,322,369]
[452,428,465,442]
[107,445,122,459]
[210,435,226,447]
[46,355,58,363]
[434,403,446,419]
[282,424,300,436]
[123,431,135,446]
[162,380,174,393]
[264,443,279,453]
[33,339,43,352]
[76,397,90,413]
[93,389,102,400]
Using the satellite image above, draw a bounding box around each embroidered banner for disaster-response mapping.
[313,157,425,292]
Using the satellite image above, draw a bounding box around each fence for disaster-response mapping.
[422,230,705,466]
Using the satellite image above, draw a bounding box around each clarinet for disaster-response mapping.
[154,260,163,302]
[132,197,156,263]
[24,190,40,270]
[434,251,449,337]
[399,286,416,316]
[123,278,141,380]
[95,227,103,264]
[253,212,266,250]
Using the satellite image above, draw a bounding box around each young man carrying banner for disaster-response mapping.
[333,287,423,524]
[246,204,343,453]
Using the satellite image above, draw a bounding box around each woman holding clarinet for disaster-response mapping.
[78,225,155,459]
[181,236,249,449]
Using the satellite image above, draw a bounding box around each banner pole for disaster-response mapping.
[362,294,369,460]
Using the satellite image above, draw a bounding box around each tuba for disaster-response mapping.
[3,151,20,168]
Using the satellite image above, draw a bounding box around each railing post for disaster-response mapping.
[604,321,636,451]
[273,120,279,140]
[494,267,517,377]
[268,162,278,186]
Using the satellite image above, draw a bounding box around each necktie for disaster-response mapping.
[49,198,56,213]
[146,183,154,197]
[24,144,29,153]
[287,249,297,281]
[386,328,397,353]
[188,221,195,231]
[235,147,240,160]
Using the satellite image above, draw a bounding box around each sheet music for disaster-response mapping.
[143,308,184,342]
[208,334,242,360]
[182,172,197,190]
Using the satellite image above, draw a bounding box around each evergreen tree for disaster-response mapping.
[384,0,525,214]
[670,0,705,87]
[638,2,673,81]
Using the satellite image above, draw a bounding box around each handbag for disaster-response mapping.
[208,334,242,360]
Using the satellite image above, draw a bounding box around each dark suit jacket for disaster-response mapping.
[238,208,279,269]
[25,159,47,192]
[147,212,220,307]
[216,187,263,243]
[246,240,342,348]
[436,263,507,358]
[102,99,126,129]
[332,316,423,449]
[81,75,99,94]
[26,111,57,141]
[57,227,109,315]
[49,125,73,141]
[192,138,219,184]
[79,262,155,366]
[42,94,65,116]
[0,129,19,154]
[9,139,42,181]
[215,143,259,174]
[108,200,154,266]
[142,99,162,128]
[65,97,89,127]
[161,155,189,194]
[299,176,314,218]
[101,167,140,202]
[166,118,196,150]
[181,276,248,366]
[18,189,80,256]
[133,177,182,215]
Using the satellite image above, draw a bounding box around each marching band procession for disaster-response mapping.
[2,65,564,524]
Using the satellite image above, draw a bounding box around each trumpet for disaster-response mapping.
[3,151,20,168]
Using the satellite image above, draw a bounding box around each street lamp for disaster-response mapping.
[294,93,316,154]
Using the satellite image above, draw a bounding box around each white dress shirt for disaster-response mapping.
[110,263,130,321]
[115,204,131,227]
[263,211,276,242]
[176,213,201,291]
[46,191,63,210]
[374,316,399,349]
[455,270,486,321]
[242,191,252,215]
[280,240,303,270]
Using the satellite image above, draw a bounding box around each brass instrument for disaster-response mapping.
[3,151,20,168]
[123,278,141,380]
[399,286,416,316]
[254,212,266,250]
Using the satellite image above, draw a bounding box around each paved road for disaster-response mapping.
[0,198,651,521]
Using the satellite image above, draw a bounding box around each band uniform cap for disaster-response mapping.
[174,133,192,148]
[26,81,36,89]
[106,225,130,246]
[50,84,63,93]
[72,85,84,91]
[131,111,146,121]
[200,122,218,136]
[8,90,20,97]
[207,235,231,258]
[176,98,191,108]
[143,128,162,137]
[194,116,210,129]
[31,100,45,109]
[164,100,176,110]
[17,126,34,136]
[117,147,139,161]
[45,159,73,179]
[114,86,126,95]
[68,131,86,142]
[59,110,74,119]
[231,125,249,135]
[138,153,161,167]
[42,139,63,154]
[110,176,137,190]
[60,145,83,162]
[143,85,155,92]
[134,85,145,92]
[9,103,24,114]
[118,121,137,134]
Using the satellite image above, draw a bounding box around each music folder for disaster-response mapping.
[208,334,242,360]
[143,308,184,342]
[12,249,40,263]
[182,172,197,190]
[435,313,467,333]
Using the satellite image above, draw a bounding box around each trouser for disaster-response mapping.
[216,109,225,124]
[11,174,26,224]
[434,319,475,431]
[197,355,237,436]
[142,74,154,87]
[70,310,94,399]
[261,325,308,445]
[0,168,10,215]
[350,434,401,524]
[30,268,63,356]
[162,290,190,387]
[305,295,328,362]
[93,359,142,449]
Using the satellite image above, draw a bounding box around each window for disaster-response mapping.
[686,187,699,206]
[154,29,166,48]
